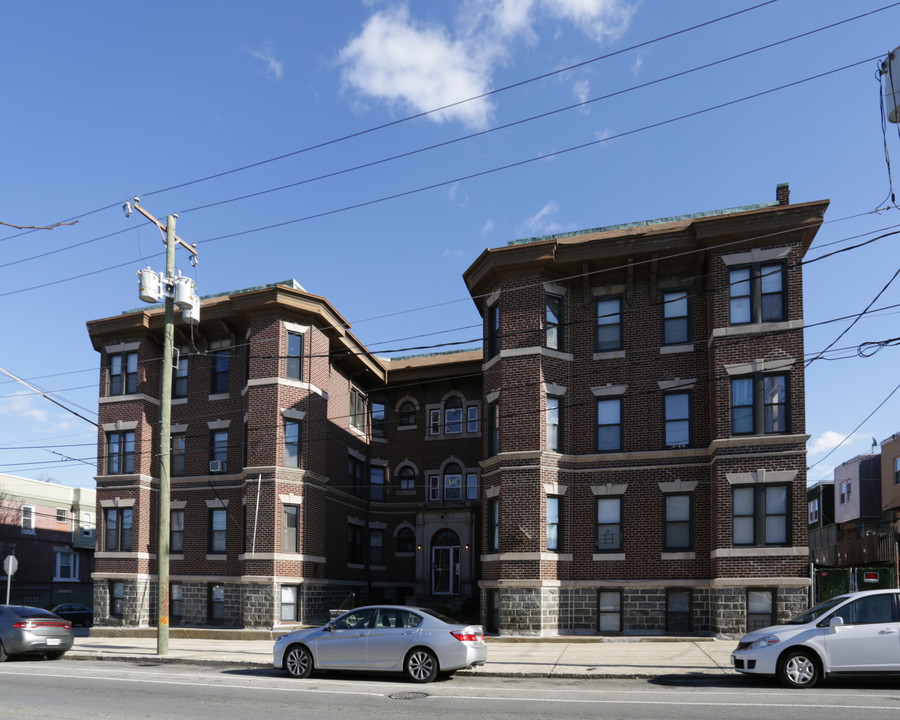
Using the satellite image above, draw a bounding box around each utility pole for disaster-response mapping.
[131,200,198,655]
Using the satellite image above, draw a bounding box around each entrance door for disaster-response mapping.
[432,545,459,595]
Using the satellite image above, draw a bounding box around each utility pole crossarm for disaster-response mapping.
[133,202,199,262]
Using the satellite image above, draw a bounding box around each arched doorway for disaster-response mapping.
[431,529,460,596]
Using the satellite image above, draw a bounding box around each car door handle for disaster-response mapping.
[401,631,415,635]
[878,628,896,634]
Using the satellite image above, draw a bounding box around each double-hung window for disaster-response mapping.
[348,456,363,496]
[286,331,303,380]
[282,505,299,553]
[170,510,184,553]
[109,351,137,395]
[173,356,188,399]
[209,508,227,553]
[444,397,463,434]
[596,497,622,551]
[210,430,228,472]
[546,396,561,452]
[55,549,78,580]
[733,484,789,546]
[370,466,385,501]
[371,402,387,439]
[664,392,690,448]
[369,529,384,565]
[747,589,774,631]
[546,294,562,350]
[347,524,364,564]
[107,431,135,474]
[398,401,416,426]
[105,508,132,552]
[596,297,622,351]
[350,388,366,432]
[210,350,230,395]
[546,495,561,551]
[662,290,689,345]
[171,434,186,476]
[487,303,500,358]
[731,374,788,435]
[664,494,691,550]
[398,466,416,491]
[21,505,35,533]
[487,402,499,456]
[284,420,300,468]
[729,263,785,324]
[895,457,900,484]
[597,398,622,452]
[488,498,500,552]
[666,589,692,632]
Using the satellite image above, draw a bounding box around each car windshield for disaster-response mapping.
[784,595,850,625]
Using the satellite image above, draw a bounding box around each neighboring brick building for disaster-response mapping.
[0,473,95,608]
[87,184,828,637]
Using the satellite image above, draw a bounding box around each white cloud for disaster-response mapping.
[572,78,590,114]
[338,1,638,130]
[630,51,643,77]
[520,200,562,236]
[481,218,495,237]
[246,42,284,81]
[0,395,49,424]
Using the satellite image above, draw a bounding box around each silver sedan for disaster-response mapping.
[0,605,74,661]
[273,605,487,682]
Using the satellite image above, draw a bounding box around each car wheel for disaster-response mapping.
[83,618,93,628]
[405,648,438,683]
[284,644,313,678]
[778,649,820,689]
[0,642,7,663]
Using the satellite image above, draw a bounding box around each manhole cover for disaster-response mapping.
[389,692,429,701]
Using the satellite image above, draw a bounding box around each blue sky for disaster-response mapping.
[2,0,899,489]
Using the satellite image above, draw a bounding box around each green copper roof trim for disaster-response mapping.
[506,200,780,247]
[381,347,482,362]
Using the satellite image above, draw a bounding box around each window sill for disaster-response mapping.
[208,393,229,401]
[172,397,188,405]
[397,425,418,431]
[593,552,625,561]
[660,343,694,354]
[661,551,695,560]
[206,553,228,561]
[593,350,625,361]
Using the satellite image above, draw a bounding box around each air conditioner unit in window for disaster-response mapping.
[209,460,224,473]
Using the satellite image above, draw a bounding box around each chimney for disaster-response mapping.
[776,182,790,205]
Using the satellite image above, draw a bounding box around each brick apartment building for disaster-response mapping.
[87,184,828,636]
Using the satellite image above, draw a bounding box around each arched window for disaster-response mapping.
[397,527,415,553]
[444,397,463,434]
[398,465,416,491]
[443,463,462,501]
[399,401,416,426]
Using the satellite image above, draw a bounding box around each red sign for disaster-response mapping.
[863,572,880,583]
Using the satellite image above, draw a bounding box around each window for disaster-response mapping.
[209,508,227,554]
[57,508,68,523]
[397,527,415,553]
[839,480,851,504]
[546,294,562,350]
[173,356,188,398]
[487,302,500,358]
[598,590,622,633]
[808,498,819,524]
[371,402,387,438]
[370,466,385,501]
[895,457,900,484]
[284,420,300,468]
[596,297,622,351]
[110,580,124,618]
[664,494,691,550]
[81,512,94,538]
[286,331,303,380]
[55,550,78,580]
[747,589,774,631]
[107,430,135,474]
[210,349,230,395]
[21,505,35,533]
[596,497,622,551]
[370,529,384,565]
[398,401,416,426]
[663,290,689,345]
[170,510,184,553]
[350,388,366,432]
[729,262,785,325]
[171,583,183,625]
[546,495,560,551]
[597,398,622,452]
[466,472,479,500]
[664,392,690,448]
[109,351,137,395]
[208,583,225,623]
[488,402,499,456]
[467,405,479,433]
[446,464,463,501]
[733,485,789,546]
[666,589,692,632]
[731,374,788,435]
[546,396,561,452]
[347,524,364,564]
[488,498,499,552]
[104,508,132,552]
[210,430,228,472]
[832,593,896,625]
[429,409,441,435]
[444,396,463,434]
[348,456,363,497]
[282,505,299,553]
[398,466,416,491]
[281,585,299,622]
[171,434,186,476]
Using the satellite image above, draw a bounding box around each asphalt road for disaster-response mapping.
[2,659,900,720]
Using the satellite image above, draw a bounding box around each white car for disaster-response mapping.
[732,588,900,688]
[273,605,487,682]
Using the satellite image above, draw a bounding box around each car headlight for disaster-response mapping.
[750,635,780,650]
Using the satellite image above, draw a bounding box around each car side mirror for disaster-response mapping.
[326,623,335,632]
[829,616,844,632]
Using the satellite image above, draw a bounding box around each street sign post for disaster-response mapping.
[4,555,18,605]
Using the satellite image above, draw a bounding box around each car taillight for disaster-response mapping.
[450,631,482,642]
[13,621,71,630]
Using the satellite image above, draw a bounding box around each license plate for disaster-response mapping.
[46,638,61,646]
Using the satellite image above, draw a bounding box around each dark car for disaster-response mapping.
[0,605,74,661]
[50,603,94,627]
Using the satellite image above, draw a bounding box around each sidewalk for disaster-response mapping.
[66,633,738,679]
